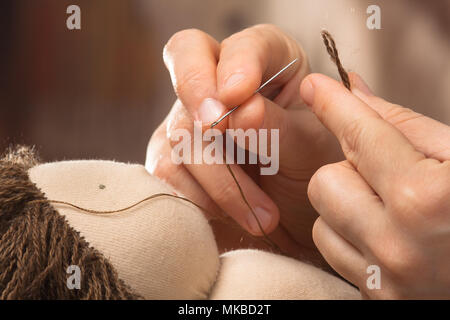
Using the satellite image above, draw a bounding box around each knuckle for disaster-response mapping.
[381,104,423,127]
[221,25,275,52]
[219,34,234,49]
[221,30,242,48]
[209,179,240,208]
[389,172,447,224]
[371,238,422,280]
[340,118,367,160]
[253,24,301,60]
[221,32,263,51]
[388,181,423,220]
[252,23,282,37]
[308,163,349,220]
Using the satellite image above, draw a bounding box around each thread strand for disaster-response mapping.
[321,30,351,90]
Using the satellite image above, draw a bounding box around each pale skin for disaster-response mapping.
[146,24,450,298]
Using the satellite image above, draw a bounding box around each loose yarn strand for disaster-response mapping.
[321,30,351,90]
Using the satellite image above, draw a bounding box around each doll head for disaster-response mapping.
[0,146,219,299]
[0,146,359,300]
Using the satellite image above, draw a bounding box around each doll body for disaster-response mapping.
[0,152,359,299]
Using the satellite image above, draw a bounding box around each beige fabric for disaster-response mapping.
[210,249,361,300]
[29,160,220,299]
[28,160,361,300]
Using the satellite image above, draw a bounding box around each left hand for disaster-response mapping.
[146,25,343,264]
[301,73,450,299]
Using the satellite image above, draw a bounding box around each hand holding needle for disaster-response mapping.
[210,58,298,128]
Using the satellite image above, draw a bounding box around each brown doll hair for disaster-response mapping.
[0,146,141,299]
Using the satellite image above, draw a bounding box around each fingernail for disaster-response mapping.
[197,98,226,124]
[247,207,272,235]
[300,78,315,107]
[224,73,245,89]
[352,73,373,97]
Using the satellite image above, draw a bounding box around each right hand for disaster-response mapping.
[146,25,344,262]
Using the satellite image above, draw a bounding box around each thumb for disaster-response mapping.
[350,72,450,161]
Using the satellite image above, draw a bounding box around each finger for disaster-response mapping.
[308,161,384,251]
[228,93,342,175]
[350,72,450,161]
[186,161,280,237]
[227,93,288,166]
[300,73,426,199]
[312,217,366,290]
[145,118,221,218]
[145,117,283,252]
[218,24,309,109]
[166,100,280,236]
[163,29,227,126]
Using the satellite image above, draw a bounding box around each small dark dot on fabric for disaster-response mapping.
[99,184,106,190]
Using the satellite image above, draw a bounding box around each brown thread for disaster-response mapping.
[321,30,351,90]
[30,193,210,216]
[23,144,282,252]
[29,171,282,254]
[225,163,282,253]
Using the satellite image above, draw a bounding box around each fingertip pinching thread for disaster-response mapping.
[321,30,351,90]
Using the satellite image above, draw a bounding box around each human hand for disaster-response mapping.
[303,72,450,299]
[146,25,343,260]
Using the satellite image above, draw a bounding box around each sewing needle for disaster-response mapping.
[210,58,298,128]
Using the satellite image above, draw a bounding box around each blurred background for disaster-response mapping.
[1,0,449,163]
